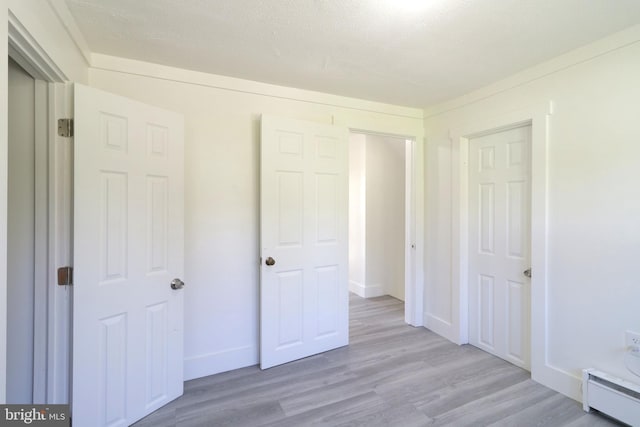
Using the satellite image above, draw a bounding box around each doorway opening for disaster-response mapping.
[259,116,422,369]
[348,131,413,316]
[6,56,49,404]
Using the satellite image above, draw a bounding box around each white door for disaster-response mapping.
[468,124,531,370]
[260,115,349,369]
[73,84,185,426]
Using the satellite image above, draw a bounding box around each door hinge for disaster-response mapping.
[57,266,73,286]
[57,118,74,137]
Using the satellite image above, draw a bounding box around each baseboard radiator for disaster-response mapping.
[582,369,640,426]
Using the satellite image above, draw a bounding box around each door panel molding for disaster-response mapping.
[73,84,184,425]
[260,114,349,369]
[468,124,532,370]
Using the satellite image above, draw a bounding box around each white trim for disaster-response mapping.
[184,346,257,381]
[543,364,582,402]
[424,24,640,118]
[404,138,424,326]
[7,10,67,83]
[424,313,454,342]
[449,101,556,390]
[32,79,49,403]
[46,82,73,404]
[349,280,365,297]
[0,6,8,405]
[91,54,423,120]
[349,281,385,299]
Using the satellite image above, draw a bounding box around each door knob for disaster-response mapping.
[523,268,532,278]
[171,278,185,290]
[265,257,276,266]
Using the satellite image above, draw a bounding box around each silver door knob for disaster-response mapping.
[171,278,185,290]
[523,268,532,278]
[265,257,276,266]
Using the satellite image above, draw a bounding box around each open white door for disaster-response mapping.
[73,84,184,426]
[260,115,349,369]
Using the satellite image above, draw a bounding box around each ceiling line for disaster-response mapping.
[89,64,426,121]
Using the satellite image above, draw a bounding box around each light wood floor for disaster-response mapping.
[134,294,621,427]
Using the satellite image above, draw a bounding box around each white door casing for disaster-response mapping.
[73,84,184,426]
[468,125,531,370]
[260,114,349,369]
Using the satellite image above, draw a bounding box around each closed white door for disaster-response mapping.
[468,125,531,370]
[260,115,349,369]
[73,84,185,426]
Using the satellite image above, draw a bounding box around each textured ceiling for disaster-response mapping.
[65,0,640,107]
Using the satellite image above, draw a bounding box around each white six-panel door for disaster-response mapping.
[468,125,531,370]
[73,84,184,426]
[260,115,349,369]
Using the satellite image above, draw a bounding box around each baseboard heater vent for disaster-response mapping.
[582,369,640,426]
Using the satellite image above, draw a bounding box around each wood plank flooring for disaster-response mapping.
[134,294,622,427]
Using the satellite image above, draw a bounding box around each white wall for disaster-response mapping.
[424,25,640,400]
[348,134,366,295]
[349,134,405,300]
[365,135,405,301]
[88,55,424,380]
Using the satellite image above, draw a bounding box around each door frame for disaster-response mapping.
[7,10,72,404]
[447,101,571,397]
[349,129,423,327]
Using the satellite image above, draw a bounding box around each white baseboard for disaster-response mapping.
[184,345,258,381]
[533,363,582,402]
[366,284,384,298]
[349,281,385,298]
[349,280,366,297]
[424,312,459,343]
[422,310,583,403]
